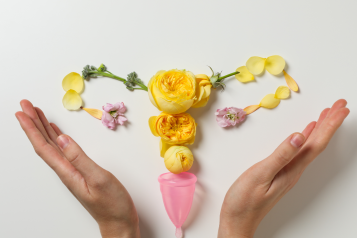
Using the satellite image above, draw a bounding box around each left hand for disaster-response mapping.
[15,100,140,238]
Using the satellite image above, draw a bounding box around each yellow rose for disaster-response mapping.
[192,74,212,108]
[164,146,194,174]
[149,112,196,157]
[148,69,196,114]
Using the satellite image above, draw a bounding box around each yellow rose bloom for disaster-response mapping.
[164,146,194,174]
[148,69,196,114]
[149,112,196,157]
[192,74,212,108]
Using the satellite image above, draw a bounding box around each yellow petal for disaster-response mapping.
[283,70,299,92]
[62,90,82,110]
[191,96,209,108]
[195,74,210,80]
[148,116,159,137]
[160,139,172,158]
[246,56,266,75]
[235,66,255,83]
[243,105,260,115]
[259,94,281,109]
[82,108,103,119]
[62,72,84,93]
[265,55,285,75]
[275,86,290,99]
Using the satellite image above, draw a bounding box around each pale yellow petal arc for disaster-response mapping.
[235,66,255,83]
[195,74,210,80]
[62,72,84,93]
[148,116,159,137]
[275,86,290,99]
[259,94,281,109]
[243,105,260,115]
[246,56,266,75]
[283,70,299,92]
[82,108,103,120]
[265,55,285,75]
[160,139,172,158]
[62,90,82,110]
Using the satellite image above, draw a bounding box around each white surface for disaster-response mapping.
[1,0,356,237]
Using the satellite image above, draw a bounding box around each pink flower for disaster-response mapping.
[215,107,246,127]
[101,102,127,129]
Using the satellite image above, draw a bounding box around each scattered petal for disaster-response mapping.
[149,116,159,137]
[259,94,281,108]
[283,70,299,92]
[160,139,171,158]
[62,72,84,93]
[62,90,82,110]
[275,86,290,99]
[82,108,103,119]
[265,55,285,75]
[243,105,260,115]
[246,56,266,75]
[235,66,255,83]
[101,102,127,129]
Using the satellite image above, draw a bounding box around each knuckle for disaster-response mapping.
[275,149,291,165]
[91,171,112,189]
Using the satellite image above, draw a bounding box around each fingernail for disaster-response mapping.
[290,133,305,148]
[57,135,69,150]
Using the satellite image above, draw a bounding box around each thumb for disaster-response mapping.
[262,133,306,179]
[57,134,103,181]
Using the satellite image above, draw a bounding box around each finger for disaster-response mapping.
[35,107,60,145]
[57,134,104,182]
[15,111,77,180]
[20,100,51,142]
[293,107,350,171]
[325,99,347,119]
[315,108,330,129]
[261,132,306,179]
[301,121,316,139]
[50,123,63,135]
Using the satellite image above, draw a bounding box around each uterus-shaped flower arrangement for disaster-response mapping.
[60,55,299,237]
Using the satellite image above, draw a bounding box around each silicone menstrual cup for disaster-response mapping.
[158,172,197,238]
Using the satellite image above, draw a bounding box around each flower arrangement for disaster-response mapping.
[61,55,298,173]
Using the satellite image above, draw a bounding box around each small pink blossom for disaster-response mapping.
[101,102,127,129]
[215,107,246,127]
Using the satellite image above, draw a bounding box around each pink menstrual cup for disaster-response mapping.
[158,172,197,238]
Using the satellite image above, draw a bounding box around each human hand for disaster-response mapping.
[218,99,350,238]
[15,100,140,238]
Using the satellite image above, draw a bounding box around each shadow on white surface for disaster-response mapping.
[254,120,357,238]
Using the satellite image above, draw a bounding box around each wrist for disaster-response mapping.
[99,220,140,238]
[218,212,258,238]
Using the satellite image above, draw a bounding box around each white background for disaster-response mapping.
[1,0,356,237]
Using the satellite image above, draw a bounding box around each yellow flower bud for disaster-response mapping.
[164,146,194,174]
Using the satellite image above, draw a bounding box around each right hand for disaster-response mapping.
[15,100,140,238]
[218,99,350,238]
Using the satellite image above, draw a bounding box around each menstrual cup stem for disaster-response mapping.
[175,227,182,238]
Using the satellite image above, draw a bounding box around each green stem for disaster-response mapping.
[217,71,240,82]
[89,71,126,82]
[88,71,148,91]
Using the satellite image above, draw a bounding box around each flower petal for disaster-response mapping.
[275,86,290,99]
[259,94,281,108]
[62,72,84,93]
[82,108,103,119]
[265,55,285,75]
[246,56,266,75]
[235,66,255,83]
[160,139,172,158]
[243,105,260,115]
[148,116,159,137]
[62,90,82,110]
[283,70,299,92]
